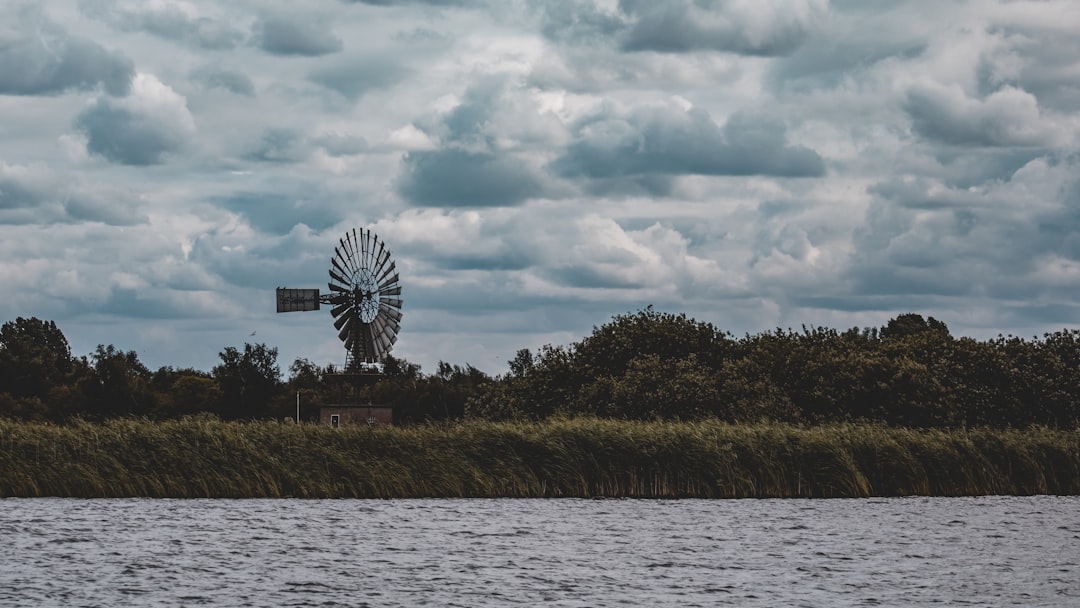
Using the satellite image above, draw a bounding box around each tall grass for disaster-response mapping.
[1,417,1077,498]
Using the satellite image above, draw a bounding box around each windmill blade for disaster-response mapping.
[378,304,403,323]
[367,233,380,272]
[331,301,351,319]
[381,324,397,350]
[370,316,385,345]
[372,315,393,342]
[376,248,391,271]
[377,260,396,283]
[344,230,359,271]
[334,311,352,332]
[331,254,351,280]
[377,311,400,333]
[328,267,349,287]
[339,237,353,269]
[371,242,387,276]
[337,316,353,342]
[380,297,403,309]
[373,239,386,267]
[385,315,401,334]
[337,241,357,274]
[328,282,348,293]
[378,272,400,289]
[351,229,364,271]
[375,314,399,346]
[374,332,390,359]
[379,285,401,297]
[362,323,378,360]
[357,228,367,270]
[371,319,391,357]
[362,228,373,272]
[369,234,382,269]
[379,326,399,350]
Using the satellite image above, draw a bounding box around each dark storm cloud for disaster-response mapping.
[537,0,822,56]
[63,193,147,226]
[186,224,336,291]
[309,61,406,100]
[849,156,1080,300]
[618,0,818,56]
[253,17,343,57]
[0,164,146,226]
[189,66,255,96]
[545,264,648,289]
[395,78,552,207]
[580,175,676,198]
[398,222,535,271]
[79,0,244,50]
[538,0,625,46]
[398,149,545,207]
[244,129,306,163]
[314,134,368,156]
[929,148,1047,190]
[74,98,190,166]
[342,0,481,6]
[552,105,825,188]
[435,250,533,271]
[213,190,345,236]
[983,25,1080,113]
[243,129,367,164]
[903,84,1055,147]
[0,12,132,96]
[0,170,41,211]
[768,38,927,92]
[97,287,206,319]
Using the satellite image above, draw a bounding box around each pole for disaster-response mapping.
[296,390,300,424]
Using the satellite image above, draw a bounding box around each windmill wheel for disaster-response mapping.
[327,228,402,367]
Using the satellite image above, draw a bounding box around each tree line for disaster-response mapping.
[2,310,1079,428]
[0,316,486,424]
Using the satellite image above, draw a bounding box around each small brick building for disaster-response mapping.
[320,404,393,427]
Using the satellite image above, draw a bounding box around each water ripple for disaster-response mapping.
[1,496,1078,606]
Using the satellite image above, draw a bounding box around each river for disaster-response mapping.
[1,496,1078,606]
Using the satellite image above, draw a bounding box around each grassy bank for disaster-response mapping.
[1,417,1078,498]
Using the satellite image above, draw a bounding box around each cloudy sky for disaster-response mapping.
[3,0,1080,376]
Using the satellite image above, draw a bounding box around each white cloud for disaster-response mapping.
[1,0,1080,374]
[73,73,196,165]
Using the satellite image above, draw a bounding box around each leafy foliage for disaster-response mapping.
[2,311,1080,428]
[467,310,1080,428]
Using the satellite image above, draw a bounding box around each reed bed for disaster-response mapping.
[1,417,1078,498]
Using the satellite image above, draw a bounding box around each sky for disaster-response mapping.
[2,0,1080,377]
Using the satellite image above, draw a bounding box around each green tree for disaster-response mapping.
[212,343,281,419]
[0,317,83,420]
[0,317,74,399]
[83,344,155,419]
[152,367,221,418]
[602,353,720,420]
[574,307,732,378]
[881,313,950,340]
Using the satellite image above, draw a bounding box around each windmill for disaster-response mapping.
[276,227,402,373]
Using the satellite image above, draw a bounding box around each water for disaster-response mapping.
[1,497,1078,607]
